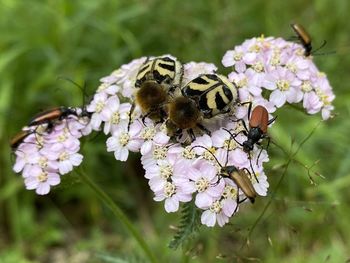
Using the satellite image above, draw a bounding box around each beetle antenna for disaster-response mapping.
[190,145,223,168]
[57,76,89,105]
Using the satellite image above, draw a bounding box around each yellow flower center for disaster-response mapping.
[252,61,264,72]
[153,146,167,160]
[164,182,176,197]
[301,81,312,92]
[38,156,48,168]
[96,101,105,113]
[222,185,238,199]
[182,146,196,159]
[111,112,120,124]
[210,200,223,213]
[38,172,48,182]
[59,151,69,161]
[160,164,172,179]
[119,133,130,146]
[195,177,210,192]
[141,127,156,141]
[276,79,290,91]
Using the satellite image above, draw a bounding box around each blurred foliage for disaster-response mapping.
[1,0,350,262]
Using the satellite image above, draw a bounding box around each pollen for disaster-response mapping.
[237,77,248,88]
[153,145,167,160]
[209,200,223,213]
[252,61,264,72]
[316,89,330,105]
[249,43,261,53]
[141,127,156,141]
[203,147,216,161]
[38,171,48,182]
[286,62,297,73]
[195,177,210,192]
[38,156,48,168]
[58,133,68,142]
[296,48,305,56]
[160,164,172,179]
[301,81,312,92]
[96,100,105,113]
[276,79,290,91]
[111,112,120,124]
[222,185,237,199]
[270,51,281,66]
[223,139,236,150]
[119,133,130,146]
[182,146,196,159]
[164,182,176,197]
[59,151,69,161]
[233,51,243,61]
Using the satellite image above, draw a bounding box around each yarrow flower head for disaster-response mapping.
[12,111,89,195]
[223,35,335,119]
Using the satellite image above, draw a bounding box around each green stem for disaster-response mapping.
[76,169,158,263]
[242,121,322,248]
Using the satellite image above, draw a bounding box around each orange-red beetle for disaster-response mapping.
[241,105,275,153]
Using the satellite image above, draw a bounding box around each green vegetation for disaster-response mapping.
[1,0,350,262]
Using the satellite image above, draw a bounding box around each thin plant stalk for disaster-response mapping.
[76,169,158,263]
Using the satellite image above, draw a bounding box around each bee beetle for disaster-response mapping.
[134,55,183,121]
[167,74,238,140]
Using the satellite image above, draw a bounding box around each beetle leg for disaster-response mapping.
[234,191,240,213]
[248,153,259,183]
[188,129,196,142]
[256,136,271,166]
[128,103,136,130]
[223,128,244,147]
[196,123,211,136]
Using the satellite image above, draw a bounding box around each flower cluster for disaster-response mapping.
[12,35,335,227]
[84,57,272,226]
[12,112,90,195]
[222,36,335,119]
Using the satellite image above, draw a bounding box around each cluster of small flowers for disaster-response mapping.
[222,35,335,120]
[13,113,90,195]
[85,57,270,226]
[12,35,336,227]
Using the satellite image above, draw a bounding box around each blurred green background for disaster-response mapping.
[1,0,350,262]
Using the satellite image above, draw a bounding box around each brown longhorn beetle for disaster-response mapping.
[191,144,257,209]
[290,23,328,57]
[10,130,34,151]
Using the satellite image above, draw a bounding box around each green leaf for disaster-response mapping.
[168,201,201,250]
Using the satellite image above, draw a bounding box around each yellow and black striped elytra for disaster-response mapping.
[166,74,238,141]
[181,74,238,118]
[135,56,182,88]
[134,56,183,121]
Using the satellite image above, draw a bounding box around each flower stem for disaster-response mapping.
[77,169,158,263]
